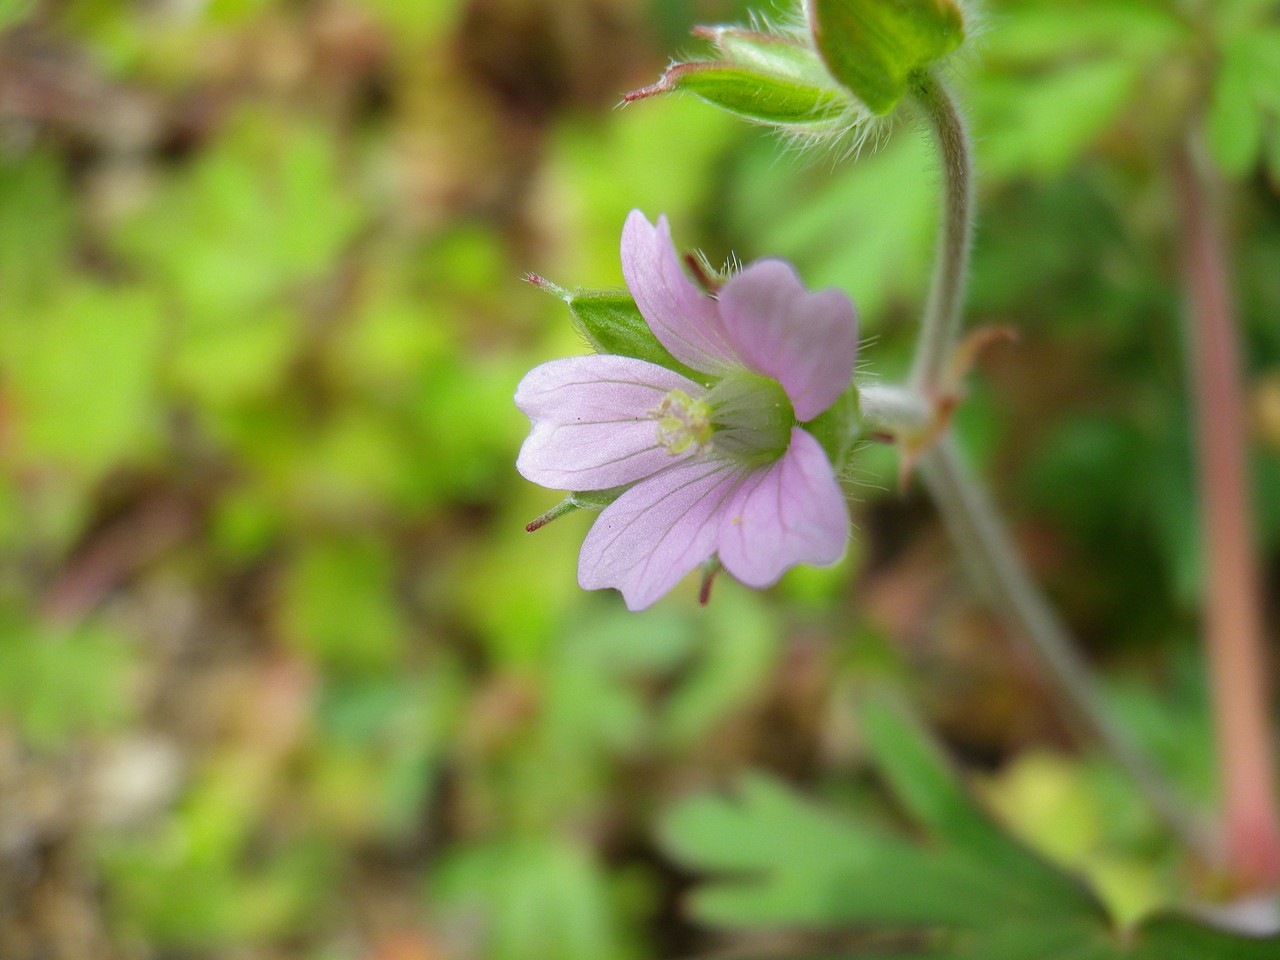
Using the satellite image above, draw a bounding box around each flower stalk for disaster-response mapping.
[905,71,1214,861]
[918,438,1216,861]
[909,69,973,395]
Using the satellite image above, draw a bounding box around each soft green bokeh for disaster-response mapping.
[2,1,1279,958]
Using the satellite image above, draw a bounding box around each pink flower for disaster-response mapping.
[516,211,857,610]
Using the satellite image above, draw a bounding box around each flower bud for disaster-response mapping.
[624,25,864,138]
[806,0,966,115]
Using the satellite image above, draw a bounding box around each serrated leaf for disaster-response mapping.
[809,0,965,115]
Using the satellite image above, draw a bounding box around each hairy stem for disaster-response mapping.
[919,439,1216,860]
[910,70,973,395]
[903,70,1212,860]
[1174,136,1280,890]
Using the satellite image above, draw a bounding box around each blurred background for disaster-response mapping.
[1,0,1278,957]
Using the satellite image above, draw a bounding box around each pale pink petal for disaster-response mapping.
[621,210,737,376]
[578,457,743,610]
[717,259,857,421]
[515,356,704,490]
[716,428,847,588]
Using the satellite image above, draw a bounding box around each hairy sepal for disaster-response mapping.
[555,288,707,385]
[626,61,850,130]
[801,383,859,475]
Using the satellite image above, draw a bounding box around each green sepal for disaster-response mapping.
[525,488,624,532]
[698,26,835,85]
[626,60,849,129]
[801,383,860,474]
[563,288,708,384]
[809,0,965,115]
[568,488,623,511]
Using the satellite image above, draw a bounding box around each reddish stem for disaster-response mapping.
[1175,138,1280,891]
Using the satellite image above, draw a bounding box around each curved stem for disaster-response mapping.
[901,70,1212,860]
[919,438,1217,861]
[910,70,973,395]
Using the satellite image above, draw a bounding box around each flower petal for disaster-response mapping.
[717,428,847,587]
[621,210,737,376]
[515,356,704,490]
[578,457,742,610]
[717,259,857,421]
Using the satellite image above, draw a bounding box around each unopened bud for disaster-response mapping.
[806,0,966,115]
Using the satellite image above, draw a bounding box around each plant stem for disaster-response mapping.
[1174,135,1280,890]
[910,70,973,395]
[858,383,931,434]
[903,70,1214,861]
[918,439,1216,861]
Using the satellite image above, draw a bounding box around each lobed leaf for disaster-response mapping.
[857,691,1106,920]
[663,696,1280,957]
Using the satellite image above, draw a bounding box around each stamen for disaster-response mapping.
[653,389,713,455]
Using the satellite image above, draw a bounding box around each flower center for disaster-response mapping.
[652,374,795,463]
[653,389,713,455]
[706,371,794,463]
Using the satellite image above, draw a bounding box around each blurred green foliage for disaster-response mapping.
[1,0,1279,958]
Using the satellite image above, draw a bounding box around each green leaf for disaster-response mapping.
[1268,126,1280,187]
[0,0,34,29]
[977,59,1142,179]
[661,773,1009,929]
[1130,915,1280,959]
[729,131,936,319]
[809,0,965,114]
[0,283,164,476]
[663,695,1280,957]
[432,839,633,960]
[0,616,138,750]
[978,3,1184,68]
[857,691,1105,919]
[563,289,707,383]
[281,537,408,675]
[1207,40,1264,176]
